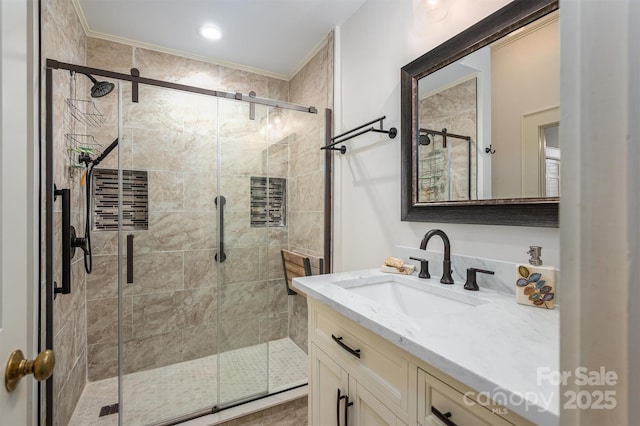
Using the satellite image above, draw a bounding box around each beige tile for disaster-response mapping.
[219,136,266,177]
[86,254,118,300]
[183,172,216,212]
[145,211,216,251]
[290,171,324,213]
[288,212,324,255]
[267,78,289,102]
[132,291,183,338]
[266,138,289,178]
[149,171,184,211]
[184,250,217,289]
[87,298,118,345]
[86,295,133,346]
[217,317,261,352]
[183,286,217,328]
[259,312,288,343]
[219,281,269,322]
[225,211,268,247]
[53,321,75,394]
[288,295,308,354]
[72,288,87,359]
[125,251,184,296]
[90,230,118,255]
[219,176,250,213]
[124,85,185,133]
[217,246,261,285]
[183,324,217,361]
[219,66,269,96]
[261,396,308,426]
[289,134,324,177]
[268,278,289,315]
[289,113,325,151]
[133,48,219,89]
[87,341,118,381]
[261,245,287,281]
[53,258,85,335]
[183,94,219,137]
[132,287,216,339]
[122,330,183,373]
[130,127,216,174]
[87,38,133,74]
[54,350,87,426]
[268,227,289,247]
[289,40,330,109]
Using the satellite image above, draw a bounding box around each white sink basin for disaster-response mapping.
[334,275,489,318]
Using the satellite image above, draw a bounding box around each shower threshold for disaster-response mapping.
[68,337,308,426]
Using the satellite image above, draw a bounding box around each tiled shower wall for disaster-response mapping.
[83,39,300,381]
[41,0,89,424]
[83,37,331,379]
[287,34,334,353]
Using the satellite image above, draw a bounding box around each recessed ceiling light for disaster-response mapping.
[199,24,222,41]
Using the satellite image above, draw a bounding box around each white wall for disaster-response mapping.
[334,0,559,272]
[560,0,638,423]
[491,16,560,198]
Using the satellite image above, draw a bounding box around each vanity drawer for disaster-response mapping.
[309,301,410,420]
[418,368,513,426]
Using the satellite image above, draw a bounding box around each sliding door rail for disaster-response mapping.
[46,59,317,114]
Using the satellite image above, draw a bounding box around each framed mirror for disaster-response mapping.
[401,0,559,227]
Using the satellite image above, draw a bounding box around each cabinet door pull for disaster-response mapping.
[331,334,361,359]
[337,389,346,425]
[344,395,354,426]
[431,406,457,426]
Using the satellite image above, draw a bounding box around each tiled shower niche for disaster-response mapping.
[93,168,149,230]
[250,176,286,227]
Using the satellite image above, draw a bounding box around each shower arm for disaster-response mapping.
[91,138,118,167]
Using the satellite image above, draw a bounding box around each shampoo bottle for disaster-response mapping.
[515,246,555,309]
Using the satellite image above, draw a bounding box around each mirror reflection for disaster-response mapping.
[416,10,559,202]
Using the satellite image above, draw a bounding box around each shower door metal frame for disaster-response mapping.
[46,59,318,113]
[43,58,328,425]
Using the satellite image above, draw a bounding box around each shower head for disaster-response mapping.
[82,73,115,98]
[419,134,431,146]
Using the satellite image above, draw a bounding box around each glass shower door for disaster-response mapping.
[216,98,272,406]
[117,84,219,425]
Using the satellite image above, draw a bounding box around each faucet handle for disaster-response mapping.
[409,257,430,279]
[464,267,495,291]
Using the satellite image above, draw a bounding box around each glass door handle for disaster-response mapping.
[126,234,134,283]
[215,195,226,263]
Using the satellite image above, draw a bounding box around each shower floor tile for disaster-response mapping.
[68,338,308,426]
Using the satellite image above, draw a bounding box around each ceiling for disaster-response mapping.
[76,0,367,79]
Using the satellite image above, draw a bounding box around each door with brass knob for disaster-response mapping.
[4,349,55,392]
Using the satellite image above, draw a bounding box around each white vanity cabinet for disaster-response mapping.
[309,299,414,425]
[417,369,513,426]
[308,300,534,426]
[310,344,405,425]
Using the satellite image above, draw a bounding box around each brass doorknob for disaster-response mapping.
[4,349,55,392]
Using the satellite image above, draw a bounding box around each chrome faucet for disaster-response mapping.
[419,229,454,284]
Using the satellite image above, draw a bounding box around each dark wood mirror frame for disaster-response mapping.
[401,0,559,227]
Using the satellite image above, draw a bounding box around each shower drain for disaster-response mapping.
[98,403,119,417]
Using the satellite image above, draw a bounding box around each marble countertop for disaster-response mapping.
[292,268,559,425]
